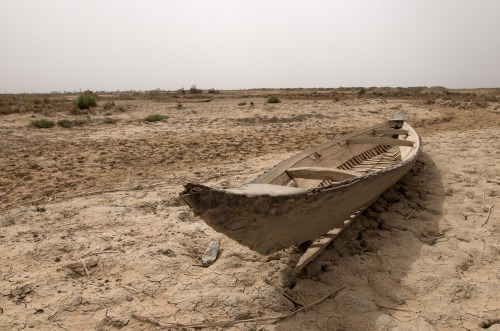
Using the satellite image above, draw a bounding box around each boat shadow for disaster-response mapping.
[277,151,444,330]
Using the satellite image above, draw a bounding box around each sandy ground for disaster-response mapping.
[1,89,500,330]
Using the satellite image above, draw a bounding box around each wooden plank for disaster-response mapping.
[373,129,409,135]
[389,110,405,129]
[347,137,414,147]
[292,196,380,275]
[286,167,359,181]
[390,109,405,121]
[292,227,343,275]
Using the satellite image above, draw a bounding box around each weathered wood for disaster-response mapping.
[286,167,358,181]
[292,196,379,275]
[482,205,494,226]
[373,129,409,135]
[391,109,405,121]
[292,227,343,275]
[389,110,405,129]
[347,137,414,147]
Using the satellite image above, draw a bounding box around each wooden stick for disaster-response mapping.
[298,290,319,314]
[80,258,90,277]
[263,278,302,306]
[377,304,417,312]
[0,182,18,200]
[404,208,417,221]
[482,205,494,226]
[422,235,445,243]
[119,285,141,294]
[152,284,347,329]
[487,179,500,185]
[81,250,122,258]
[48,309,59,320]
[297,291,308,307]
[131,313,161,327]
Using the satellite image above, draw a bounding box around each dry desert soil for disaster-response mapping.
[1,87,500,330]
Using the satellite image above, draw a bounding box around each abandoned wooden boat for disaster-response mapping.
[180,111,421,255]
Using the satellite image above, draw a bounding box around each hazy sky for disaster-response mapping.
[1,1,500,93]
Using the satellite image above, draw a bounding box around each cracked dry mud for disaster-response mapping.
[1,89,500,330]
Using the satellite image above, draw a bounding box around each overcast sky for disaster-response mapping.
[1,1,499,93]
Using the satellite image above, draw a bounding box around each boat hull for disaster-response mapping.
[181,115,421,255]
[181,157,417,255]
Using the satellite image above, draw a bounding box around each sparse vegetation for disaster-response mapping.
[57,119,74,128]
[103,101,115,110]
[189,85,202,94]
[31,119,55,128]
[74,91,97,110]
[238,102,247,106]
[72,119,88,126]
[103,117,119,124]
[208,88,220,94]
[143,114,169,122]
[24,97,37,104]
[266,96,281,104]
[56,119,89,128]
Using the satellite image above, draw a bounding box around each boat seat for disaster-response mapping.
[226,184,308,196]
[286,167,358,181]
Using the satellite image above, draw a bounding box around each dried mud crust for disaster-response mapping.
[0,92,499,330]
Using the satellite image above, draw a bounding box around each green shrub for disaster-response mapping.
[57,119,73,128]
[208,88,220,94]
[189,85,202,94]
[31,119,55,128]
[74,92,97,110]
[144,114,168,122]
[56,119,90,127]
[238,102,247,106]
[267,96,281,104]
[103,117,119,124]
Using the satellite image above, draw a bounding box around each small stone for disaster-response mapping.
[201,239,220,267]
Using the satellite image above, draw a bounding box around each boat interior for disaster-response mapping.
[254,122,419,190]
